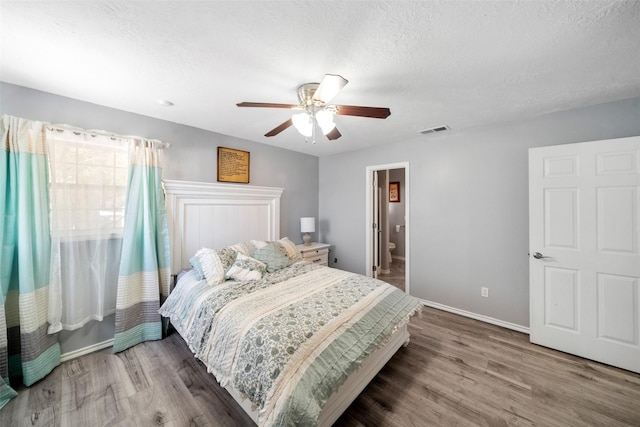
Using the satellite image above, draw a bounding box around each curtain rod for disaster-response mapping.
[46,124,171,148]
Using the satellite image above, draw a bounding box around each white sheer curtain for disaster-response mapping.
[47,128,130,333]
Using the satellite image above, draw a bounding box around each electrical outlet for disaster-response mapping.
[481,287,489,298]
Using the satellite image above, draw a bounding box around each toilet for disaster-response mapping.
[388,242,396,264]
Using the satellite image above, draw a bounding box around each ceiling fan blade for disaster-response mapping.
[325,127,342,140]
[334,105,391,119]
[265,118,293,137]
[312,74,348,104]
[237,102,298,109]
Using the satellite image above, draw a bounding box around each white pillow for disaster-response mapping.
[278,237,301,260]
[225,253,267,281]
[194,247,237,286]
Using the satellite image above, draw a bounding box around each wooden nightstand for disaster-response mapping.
[297,242,331,267]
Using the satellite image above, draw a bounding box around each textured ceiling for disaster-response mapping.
[2,1,640,157]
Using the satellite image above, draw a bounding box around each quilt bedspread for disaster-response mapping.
[159,262,422,426]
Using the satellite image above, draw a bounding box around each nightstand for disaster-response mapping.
[297,242,331,267]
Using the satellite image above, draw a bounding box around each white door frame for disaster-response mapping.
[365,162,410,294]
[372,170,380,279]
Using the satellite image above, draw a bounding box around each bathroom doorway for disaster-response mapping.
[365,162,409,293]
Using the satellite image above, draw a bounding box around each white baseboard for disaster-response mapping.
[60,339,114,362]
[420,299,530,334]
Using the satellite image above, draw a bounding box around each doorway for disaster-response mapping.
[365,162,410,293]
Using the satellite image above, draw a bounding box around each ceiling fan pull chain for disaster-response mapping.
[311,117,317,144]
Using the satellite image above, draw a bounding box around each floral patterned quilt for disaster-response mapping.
[159,261,421,426]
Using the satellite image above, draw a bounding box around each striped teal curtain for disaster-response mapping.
[0,116,60,409]
[113,139,170,353]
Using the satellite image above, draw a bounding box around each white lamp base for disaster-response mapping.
[303,233,312,245]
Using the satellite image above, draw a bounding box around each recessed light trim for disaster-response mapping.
[157,99,174,107]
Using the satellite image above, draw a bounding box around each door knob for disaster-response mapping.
[532,252,546,259]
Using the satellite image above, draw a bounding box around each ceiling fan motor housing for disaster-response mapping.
[297,83,322,106]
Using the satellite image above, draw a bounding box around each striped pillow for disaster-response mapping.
[194,247,237,286]
[278,237,301,260]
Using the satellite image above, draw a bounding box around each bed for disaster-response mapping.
[160,179,422,426]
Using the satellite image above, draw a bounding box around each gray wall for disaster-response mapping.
[0,82,319,242]
[1,82,319,354]
[319,97,640,328]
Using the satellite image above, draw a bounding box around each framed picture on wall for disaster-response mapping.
[389,182,400,202]
[217,146,250,183]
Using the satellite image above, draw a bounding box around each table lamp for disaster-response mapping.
[300,217,315,245]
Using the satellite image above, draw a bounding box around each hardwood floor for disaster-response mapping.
[2,307,639,426]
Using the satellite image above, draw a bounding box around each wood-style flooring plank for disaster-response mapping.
[2,307,639,426]
[115,347,151,393]
[24,364,62,426]
[177,356,255,426]
[60,369,96,425]
[91,349,133,426]
[128,367,206,426]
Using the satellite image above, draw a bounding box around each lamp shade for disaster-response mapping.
[315,109,336,135]
[300,217,316,233]
[292,112,313,137]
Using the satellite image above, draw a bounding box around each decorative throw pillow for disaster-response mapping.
[247,239,269,255]
[227,242,250,256]
[277,237,301,260]
[252,242,293,273]
[194,247,238,286]
[189,256,206,280]
[225,253,267,281]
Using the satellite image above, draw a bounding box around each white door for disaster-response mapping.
[529,136,640,373]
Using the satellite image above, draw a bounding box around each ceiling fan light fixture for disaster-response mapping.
[292,112,313,137]
[315,109,336,135]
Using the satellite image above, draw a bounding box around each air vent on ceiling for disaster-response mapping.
[418,125,450,135]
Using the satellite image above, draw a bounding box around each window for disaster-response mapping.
[47,132,129,238]
[46,129,132,330]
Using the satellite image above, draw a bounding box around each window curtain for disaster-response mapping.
[113,139,170,353]
[0,116,60,409]
[46,130,129,333]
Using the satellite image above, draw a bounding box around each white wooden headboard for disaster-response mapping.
[163,179,284,274]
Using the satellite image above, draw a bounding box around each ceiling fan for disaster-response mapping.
[237,74,391,143]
